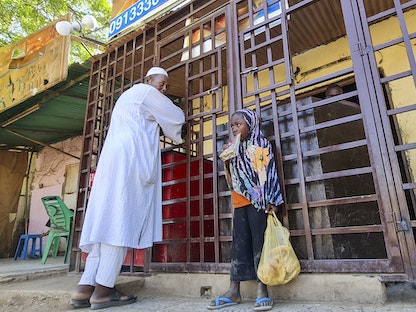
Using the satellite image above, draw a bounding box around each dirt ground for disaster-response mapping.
[0,274,78,312]
[0,273,144,312]
[0,292,70,312]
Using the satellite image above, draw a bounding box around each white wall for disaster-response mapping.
[28,136,82,252]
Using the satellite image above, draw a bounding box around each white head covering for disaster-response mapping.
[145,67,168,77]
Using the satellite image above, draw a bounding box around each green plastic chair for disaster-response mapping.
[40,196,74,264]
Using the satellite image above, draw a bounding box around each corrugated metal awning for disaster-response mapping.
[0,61,91,154]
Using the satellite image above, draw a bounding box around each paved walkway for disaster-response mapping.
[1,257,416,311]
[0,256,67,281]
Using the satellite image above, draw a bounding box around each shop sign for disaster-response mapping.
[0,16,69,112]
[109,0,184,38]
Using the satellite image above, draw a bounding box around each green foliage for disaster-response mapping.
[0,0,111,63]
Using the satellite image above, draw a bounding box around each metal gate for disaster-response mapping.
[343,0,416,280]
[70,0,416,281]
[234,0,416,280]
[150,4,236,272]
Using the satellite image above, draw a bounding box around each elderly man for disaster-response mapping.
[70,67,185,310]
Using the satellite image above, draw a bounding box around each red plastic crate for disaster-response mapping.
[81,248,145,267]
[123,248,145,267]
[155,151,214,263]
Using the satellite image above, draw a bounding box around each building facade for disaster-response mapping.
[70,0,416,282]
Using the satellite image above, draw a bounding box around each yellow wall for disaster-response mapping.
[194,9,416,183]
[369,11,416,185]
[254,9,416,185]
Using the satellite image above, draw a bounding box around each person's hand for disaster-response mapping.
[265,203,278,214]
[218,143,233,163]
[220,142,232,154]
[181,124,187,139]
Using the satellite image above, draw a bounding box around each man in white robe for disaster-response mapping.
[70,67,185,310]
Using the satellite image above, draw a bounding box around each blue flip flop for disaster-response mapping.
[254,297,273,311]
[207,297,238,310]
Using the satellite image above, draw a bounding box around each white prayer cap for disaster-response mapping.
[145,67,168,77]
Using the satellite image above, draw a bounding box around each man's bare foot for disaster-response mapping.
[70,284,95,308]
[90,287,134,303]
[89,286,137,310]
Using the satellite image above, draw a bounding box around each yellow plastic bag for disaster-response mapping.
[257,212,300,286]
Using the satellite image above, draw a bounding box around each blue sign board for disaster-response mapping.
[109,0,170,38]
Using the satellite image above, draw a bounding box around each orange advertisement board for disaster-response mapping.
[0,16,70,112]
[111,0,139,18]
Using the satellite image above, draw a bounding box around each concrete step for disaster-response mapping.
[1,267,416,311]
[144,273,416,311]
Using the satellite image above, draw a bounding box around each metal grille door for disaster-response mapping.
[344,0,416,280]
[235,0,413,277]
[70,0,416,280]
[151,5,236,272]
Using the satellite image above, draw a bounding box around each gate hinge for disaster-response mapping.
[356,42,372,55]
[385,212,410,232]
[397,218,410,232]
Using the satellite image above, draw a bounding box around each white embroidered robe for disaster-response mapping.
[79,83,185,252]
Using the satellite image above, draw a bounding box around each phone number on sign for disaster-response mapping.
[109,0,168,37]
